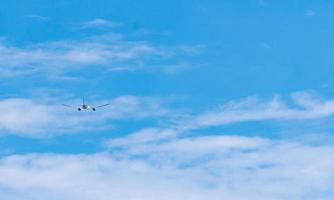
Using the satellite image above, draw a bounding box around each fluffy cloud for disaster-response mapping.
[0,135,333,200]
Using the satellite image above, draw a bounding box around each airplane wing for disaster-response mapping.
[62,104,76,108]
[95,103,110,108]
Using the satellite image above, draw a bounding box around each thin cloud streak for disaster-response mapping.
[24,14,49,21]
[79,18,121,29]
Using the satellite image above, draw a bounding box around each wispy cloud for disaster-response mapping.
[79,18,121,29]
[24,14,49,21]
[0,36,153,76]
[107,92,334,148]
[0,34,201,78]
[0,96,170,137]
[179,92,334,131]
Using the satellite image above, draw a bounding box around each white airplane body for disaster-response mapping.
[62,97,110,111]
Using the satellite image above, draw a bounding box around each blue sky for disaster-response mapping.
[1,0,334,199]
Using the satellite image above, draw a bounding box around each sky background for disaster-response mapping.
[0,0,334,199]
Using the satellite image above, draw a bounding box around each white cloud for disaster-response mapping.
[0,96,170,137]
[0,34,200,78]
[106,92,334,150]
[107,128,178,148]
[101,92,334,199]
[0,37,155,77]
[179,92,334,131]
[3,91,333,138]
[80,18,121,29]
[1,92,334,198]
[0,135,333,199]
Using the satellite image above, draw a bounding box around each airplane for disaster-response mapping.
[62,97,110,111]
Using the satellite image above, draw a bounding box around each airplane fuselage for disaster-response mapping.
[78,104,96,111]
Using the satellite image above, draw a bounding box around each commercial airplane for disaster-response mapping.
[62,97,110,111]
